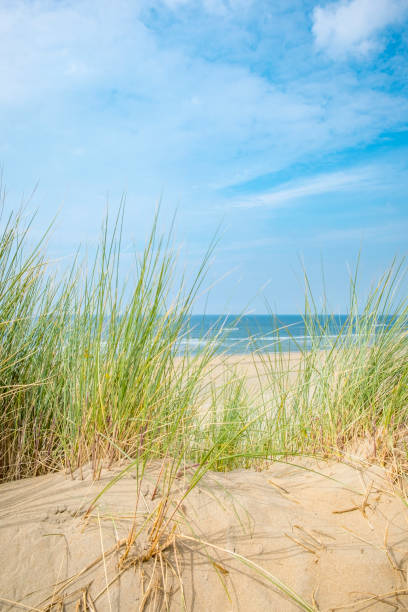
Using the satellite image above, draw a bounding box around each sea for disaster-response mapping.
[179,314,404,354]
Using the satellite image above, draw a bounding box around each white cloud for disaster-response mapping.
[234,166,380,209]
[312,0,408,59]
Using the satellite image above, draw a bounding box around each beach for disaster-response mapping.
[1,451,407,610]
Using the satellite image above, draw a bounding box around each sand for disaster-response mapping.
[1,456,407,611]
[196,351,307,415]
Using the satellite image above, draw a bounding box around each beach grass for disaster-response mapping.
[0,206,407,483]
[0,206,220,481]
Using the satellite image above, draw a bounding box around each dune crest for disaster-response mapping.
[0,458,407,611]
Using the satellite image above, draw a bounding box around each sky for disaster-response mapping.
[1,0,407,313]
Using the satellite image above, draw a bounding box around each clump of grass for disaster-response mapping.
[1,205,407,481]
[246,260,408,470]
[0,206,221,481]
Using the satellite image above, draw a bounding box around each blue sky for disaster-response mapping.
[1,0,407,312]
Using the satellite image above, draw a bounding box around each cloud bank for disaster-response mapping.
[312,0,408,58]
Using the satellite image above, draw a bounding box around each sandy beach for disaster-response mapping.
[1,455,407,611]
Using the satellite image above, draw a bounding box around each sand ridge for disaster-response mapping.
[0,457,407,611]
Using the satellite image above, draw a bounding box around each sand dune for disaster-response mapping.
[1,457,407,611]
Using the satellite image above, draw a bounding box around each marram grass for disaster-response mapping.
[0,207,220,480]
[0,207,407,484]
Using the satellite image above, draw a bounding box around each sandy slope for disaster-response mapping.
[0,458,407,611]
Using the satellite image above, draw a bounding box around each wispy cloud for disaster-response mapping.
[312,0,408,59]
[233,166,380,209]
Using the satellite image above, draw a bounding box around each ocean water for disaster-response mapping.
[179,314,403,354]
